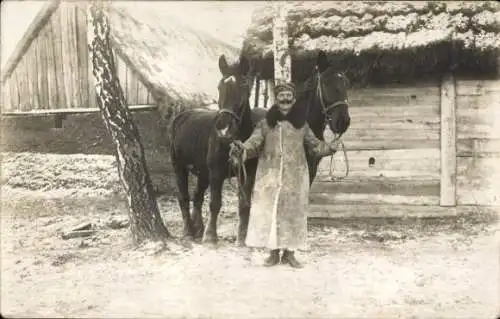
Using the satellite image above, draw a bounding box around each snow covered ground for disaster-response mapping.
[1,152,499,318]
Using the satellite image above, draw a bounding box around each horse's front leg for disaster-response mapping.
[192,176,209,240]
[306,153,321,186]
[203,169,224,245]
[237,160,257,247]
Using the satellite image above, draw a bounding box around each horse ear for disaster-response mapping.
[239,56,250,75]
[219,55,230,76]
[316,50,329,72]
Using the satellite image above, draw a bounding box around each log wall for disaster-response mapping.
[455,78,500,206]
[1,2,151,113]
[310,76,500,217]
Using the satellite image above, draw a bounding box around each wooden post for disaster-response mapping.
[440,73,457,206]
[272,2,291,84]
[267,79,275,105]
[253,73,260,108]
[263,80,269,108]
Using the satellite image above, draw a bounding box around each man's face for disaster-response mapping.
[276,90,295,114]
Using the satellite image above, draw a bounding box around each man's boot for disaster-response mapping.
[281,249,303,268]
[264,249,280,267]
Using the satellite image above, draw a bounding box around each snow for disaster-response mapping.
[1,152,499,318]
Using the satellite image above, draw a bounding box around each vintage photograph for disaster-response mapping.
[1,0,499,317]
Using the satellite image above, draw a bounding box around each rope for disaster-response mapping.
[228,152,250,207]
[328,134,350,181]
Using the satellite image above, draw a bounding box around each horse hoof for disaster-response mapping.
[236,240,246,247]
[202,235,217,246]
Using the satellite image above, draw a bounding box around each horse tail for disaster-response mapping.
[167,111,184,160]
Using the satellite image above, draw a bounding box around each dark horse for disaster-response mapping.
[169,54,254,244]
[234,50,351,245]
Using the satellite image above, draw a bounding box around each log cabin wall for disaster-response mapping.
[455,77,500,206]
[1,2,152,113]
[310,81,442,215]
[309,74,500,217]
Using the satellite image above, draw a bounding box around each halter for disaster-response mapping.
[315,68,349,121]
[216,108,242,125]
[314,67,350,181]
[215,74,251,127]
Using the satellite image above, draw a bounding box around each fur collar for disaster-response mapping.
[266,103,308,129]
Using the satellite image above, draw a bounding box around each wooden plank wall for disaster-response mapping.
[1,2,151,112]
[310,81,442,215]
[455,77,500,206]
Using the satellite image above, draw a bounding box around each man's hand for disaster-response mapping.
[328,137,343,152]
[229,140,246,165]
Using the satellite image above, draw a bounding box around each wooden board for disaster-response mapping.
[0,105,157,116]
[342,128,439,141]
[127,69,139,105]
[347,85,439,112]
[456,93,500,139]
[137,79,150,105]
[457,138,500,157]
[457,157,500,206]
[37,34,49,110]
[17,56,29,111]
[310,178,439,196]
[316,148,440,181]
[44,21,58,109]
[59,4,73,108]
[347,104,439,117]
[2,80,11,111]
[309,192,439,206]
[8,70,20,110]
[51,7,66,109]
[456,78,500,96]
[337,139,440,151]
[308,204,499,219]
[75,5,89,108]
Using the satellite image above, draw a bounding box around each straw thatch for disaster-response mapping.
[106,2,239,112]
[242,1,500,85]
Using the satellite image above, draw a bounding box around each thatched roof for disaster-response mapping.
[1,0,239,112]
[107,2,239,109]
[242,1,500,84]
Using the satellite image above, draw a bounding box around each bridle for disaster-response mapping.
[315,67,350,181]
[215,74,251,129]
[216,73,252,206]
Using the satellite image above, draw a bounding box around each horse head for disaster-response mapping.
[310,50,351,137]
[215,54,252,143]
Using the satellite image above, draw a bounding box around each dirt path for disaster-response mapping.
[1,152,499,318]
[1,193,498,318]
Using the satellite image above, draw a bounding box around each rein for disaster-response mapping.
[315,69,350,181]
[228,151,249,207]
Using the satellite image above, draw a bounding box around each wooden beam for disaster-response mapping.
[272,2,291,84]
[308,204,500,219]
[253,73,260,108]
[1,0,61,84]
[0,104,157,117]
[440,73,457,207]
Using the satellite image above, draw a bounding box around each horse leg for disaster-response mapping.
[237,161,257,247]
[173,163,194,239]
[192,176,208,240]
[203,173,224,245]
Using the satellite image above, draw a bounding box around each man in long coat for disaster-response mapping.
[230,82,340,268]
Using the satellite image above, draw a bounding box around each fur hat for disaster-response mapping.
[274,81,296,96]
